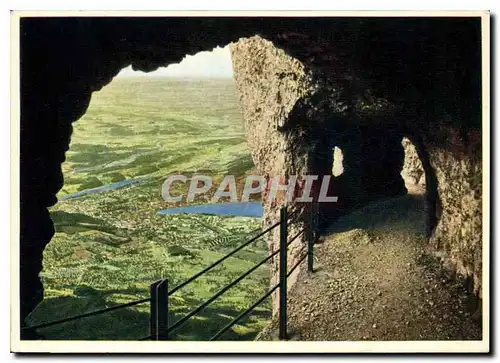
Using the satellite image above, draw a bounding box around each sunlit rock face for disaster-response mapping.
[402,137,426,187]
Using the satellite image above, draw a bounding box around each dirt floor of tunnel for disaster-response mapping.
[257,186,482,341]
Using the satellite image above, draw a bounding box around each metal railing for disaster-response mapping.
[21,203,319,341]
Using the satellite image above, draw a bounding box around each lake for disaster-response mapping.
[158,201,263,217]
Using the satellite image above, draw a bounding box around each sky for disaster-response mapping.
[117,45,233,78]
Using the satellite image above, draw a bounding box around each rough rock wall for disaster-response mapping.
[230,36,318,312]
[401,121,483,299]
[428,144,482,297]
[230,36,409,312]
[394,135,482,299]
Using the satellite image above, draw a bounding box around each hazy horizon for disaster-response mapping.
[117,45,233,79]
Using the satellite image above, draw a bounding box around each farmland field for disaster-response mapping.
[26,76,271,341]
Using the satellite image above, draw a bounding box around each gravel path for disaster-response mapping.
[258,191,482,341]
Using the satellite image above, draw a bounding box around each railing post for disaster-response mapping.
[307,203,315,273]
[150,279,169,341]
[279,205,288,340]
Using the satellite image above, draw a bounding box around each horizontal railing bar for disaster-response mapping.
[141,253,308,342]
[22,297,151,331]
[210,248,308,341]
[167,227,305,335]
[166,248,281,334]
[168,220,281,296]
[287,228,305,245]
[209,282,280,341]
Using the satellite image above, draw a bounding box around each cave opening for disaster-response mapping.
[19,17,484,342]
[26,46,274,341]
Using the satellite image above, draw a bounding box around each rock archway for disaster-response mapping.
[20,17,483,331]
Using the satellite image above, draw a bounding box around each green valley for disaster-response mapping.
[26,77,270,341]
